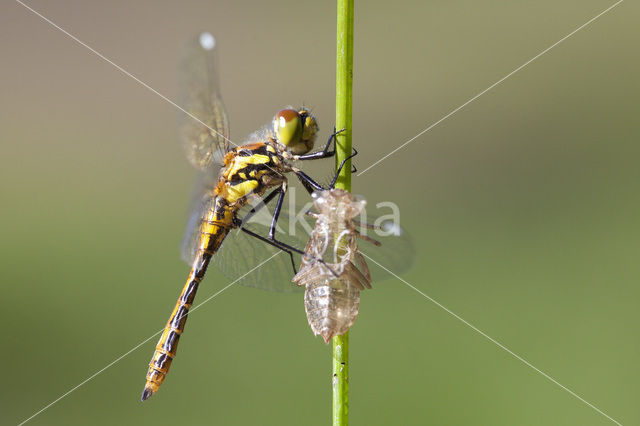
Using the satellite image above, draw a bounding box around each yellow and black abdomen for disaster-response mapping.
[142,143,287,400]
[142,196,233,400]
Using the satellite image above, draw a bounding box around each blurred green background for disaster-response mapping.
[1,0,639,424]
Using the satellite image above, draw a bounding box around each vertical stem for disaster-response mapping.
[332,332,349,425]
[335,0,354,192]
[333,1,353,425]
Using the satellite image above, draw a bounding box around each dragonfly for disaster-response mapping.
[141,32,343,401]
[292,170,414,343]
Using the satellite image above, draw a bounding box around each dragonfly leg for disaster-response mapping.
[294,146,358,194]
[294,169,324,194]
[239,187,281,226]
[268,183,287,239]
[237,182,287,240]
[237,183,299,274]
[261,182,329,269]
[240,227,339,278]
[295,127,344,161]
[329,148,358,189]
[239,227,299,274]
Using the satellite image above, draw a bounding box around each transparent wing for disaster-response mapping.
[293,198,416,284]
[180,170,219,265]
[178,32,230,170]
[354,217,415,284]
[181,185,415,292]
[232,197,415,289]
[181,190,310,293]
[210,217,306,293]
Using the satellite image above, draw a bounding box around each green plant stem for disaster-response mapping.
[333,1,353,425]
[332,332,349,426]
[335,0,354,192]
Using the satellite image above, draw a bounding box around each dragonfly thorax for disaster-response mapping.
[218,142,287,205]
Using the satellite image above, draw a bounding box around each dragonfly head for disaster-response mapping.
[272,108,318,154]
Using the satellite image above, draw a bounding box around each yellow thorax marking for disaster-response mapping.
[225,153,271,179]
[221,180,259,204]
[251,169,269,179]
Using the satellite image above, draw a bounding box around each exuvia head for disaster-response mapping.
[272,108,318,155]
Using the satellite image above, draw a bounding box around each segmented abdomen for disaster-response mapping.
[141,199,231,401]
[304,275,361,343]
[292,189,373,343]
[142,266,204,400]
[294,255,371,343]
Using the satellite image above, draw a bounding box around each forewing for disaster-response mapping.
[182,192,310,293]
[181,181,415,292]
[292,196,415,283]
[178,32,230,170]
[180,170,219,264]
[225,197,415,290]
[209,198,312,293]
[355,214,415,283]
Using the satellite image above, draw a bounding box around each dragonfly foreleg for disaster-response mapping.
[293,146,358,194]
[329,147,358,189]
[295,127,344,161]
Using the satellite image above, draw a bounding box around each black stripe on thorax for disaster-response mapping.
[236,143,272,157]
[229,160,281,184]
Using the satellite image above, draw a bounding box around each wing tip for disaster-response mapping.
[199,32,216,50]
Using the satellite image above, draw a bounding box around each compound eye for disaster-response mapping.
[300,113,318,146]
[273,109,302,147]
